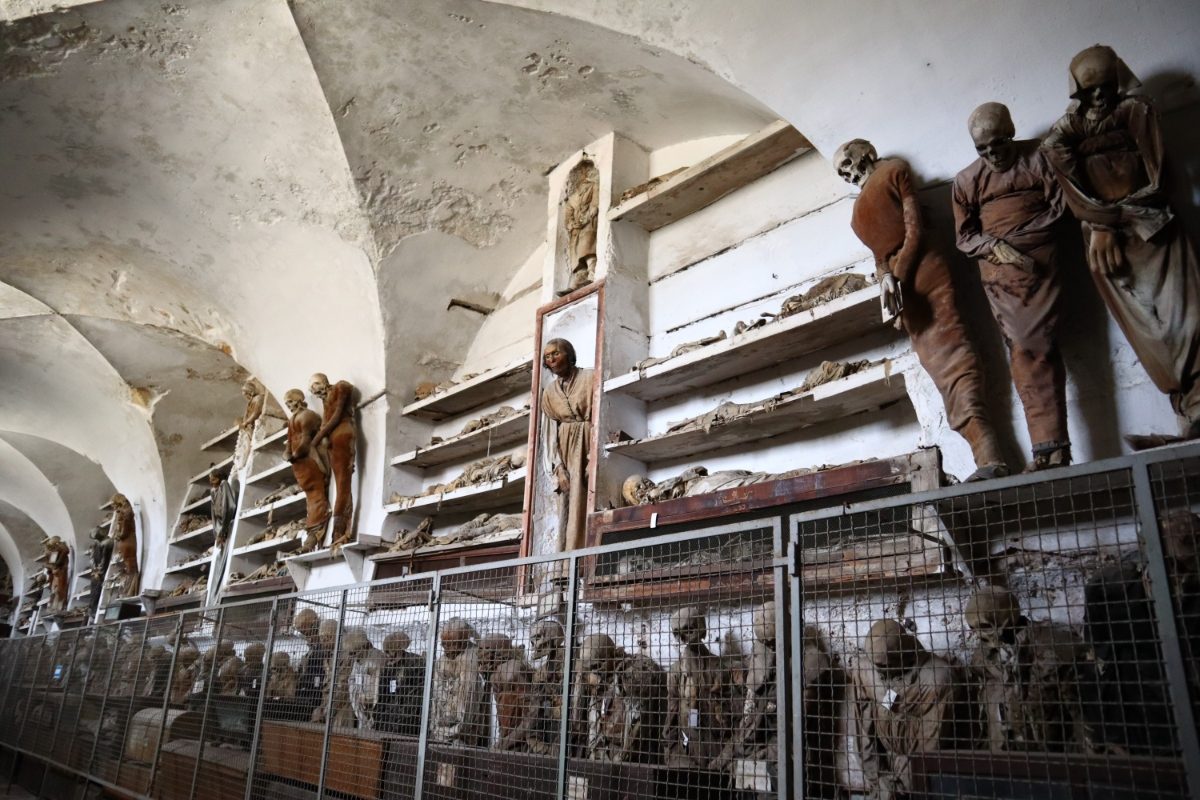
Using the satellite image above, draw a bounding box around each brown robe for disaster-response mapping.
[953,141,1070,448]
[112,499,140,597]
[1043,96,1200,426]
[851,159,1001,467]
[286,407,331,537]
[540,367,595,551]
[316,380,357,541]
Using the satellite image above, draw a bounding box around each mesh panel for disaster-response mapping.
[792,467,1187,800]
[570,522,784,799]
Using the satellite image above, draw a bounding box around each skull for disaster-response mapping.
[317,619,340,649]
[242,378,263,401]
[270,651,291,670]
[529,619,564,662]
[752,601,776,646]
[244,642,266,665]
[578,633,618,685]
[1069,45,1123,120]
[477,633,515,677]
[670,606,707,647]
[293,608,320,640]
[309,373,331,399]
[215,639,236,660]
[439,618,477,659]
[863,619,924,673]
[383,631,412,658]
[341,627,371,655]
[176,644,199,668]
[621,475,655,506]
[284,388,307,415]
[968,102,1018,173]
[834,139,878,187]
[964,586,1022,645]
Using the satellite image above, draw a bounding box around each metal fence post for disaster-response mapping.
[242,598,281,800]
[187,610,227,800]
[412,573,442,800]
[315,590,349,800]
[146,614,187,793]
[773,519,790,800]
[1131,462,1200,799]
[789,521,807,800]
[554,555,579,800]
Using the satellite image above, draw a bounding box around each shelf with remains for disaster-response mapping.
[200,424,239,452]
[164,554,213,576]
[383,467,527,516]
[606,359,911,463]
[232,534,304,559]
[253,427,288,451]
[246,459,291,486]
[400,356,533,421]
[608,120,812,231]
[238,491,305,521]
[187,456,232,485]
[179,493,213,515]
[170,522,214,547]
[390,408,530,469]
[371,528,522,565]
[605,282,884,402]
[221,574,294,599]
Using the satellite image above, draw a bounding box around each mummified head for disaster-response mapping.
[968,102,1018,173]
[833,139,878,187]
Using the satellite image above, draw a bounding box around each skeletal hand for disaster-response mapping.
[1088,228,1125,276]
[880,272,902,321]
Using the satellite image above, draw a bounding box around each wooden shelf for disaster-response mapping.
[238,492,305,521]
[283,547,338,565]
[154,593,204,612]
[253,427,288,450]
[247,460,291,485]
[605,359,911,463]
[170,523,214,546]
[221,575,294,599]
[384,467,527,515]
[400,357,532,421]
[605,283,885,401]
[390,409,530,469]
[608,120,811,231]
[179,494,213,515]
[200,425,239,451]
[370,529,522,564]
[164,555,212,575]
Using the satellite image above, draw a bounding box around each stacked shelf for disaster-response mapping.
[383,358,534,576]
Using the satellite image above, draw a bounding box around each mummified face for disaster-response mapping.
[969,102,1018,173]
[964,587,1022,645]
[834,139,878,187]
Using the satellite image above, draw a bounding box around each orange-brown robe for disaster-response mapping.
[1044,96,1200,427]
[287,407,331,536]
[316,380,357,540]
[540,367,595,551]
[953,141,1070,450]
[850,158,1002,468]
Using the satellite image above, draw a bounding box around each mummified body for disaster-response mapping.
[577,633,666,763]
[662,607,739,769]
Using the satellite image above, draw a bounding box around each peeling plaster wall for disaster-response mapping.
[0,316,166,586]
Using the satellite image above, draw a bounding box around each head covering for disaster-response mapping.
[1067,45,1140,110]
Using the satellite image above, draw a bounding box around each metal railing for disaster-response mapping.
[2,444,1200,800]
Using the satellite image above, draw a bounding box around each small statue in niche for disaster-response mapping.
[953,102,1072,469]
[40,535,70,612]
[964,586,1089,752]
[576,633,665,763]
[376,631,425,735]
[852,619,969,800]
[562,159,600,293]
[1043,45,1200,444]
[283,389,331,553]
[234,377,266,471]
[662,606,739,769]
[240,642,266,697]
[540,338,596,552]
[309,373,358,550]
[430,618,487,746]
[835,139,1007,480]
[109,493,140,597]
[266,651,297,700]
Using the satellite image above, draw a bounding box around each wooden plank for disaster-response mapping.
[199,425,239,452]
[608,120,812,231]
[390,409,530,469]
[589,450,938,541]
[605,285,886,401]
[400,357,532,421]
[605,360,910,463]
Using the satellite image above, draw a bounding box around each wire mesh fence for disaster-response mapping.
[1,449,1199,800]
